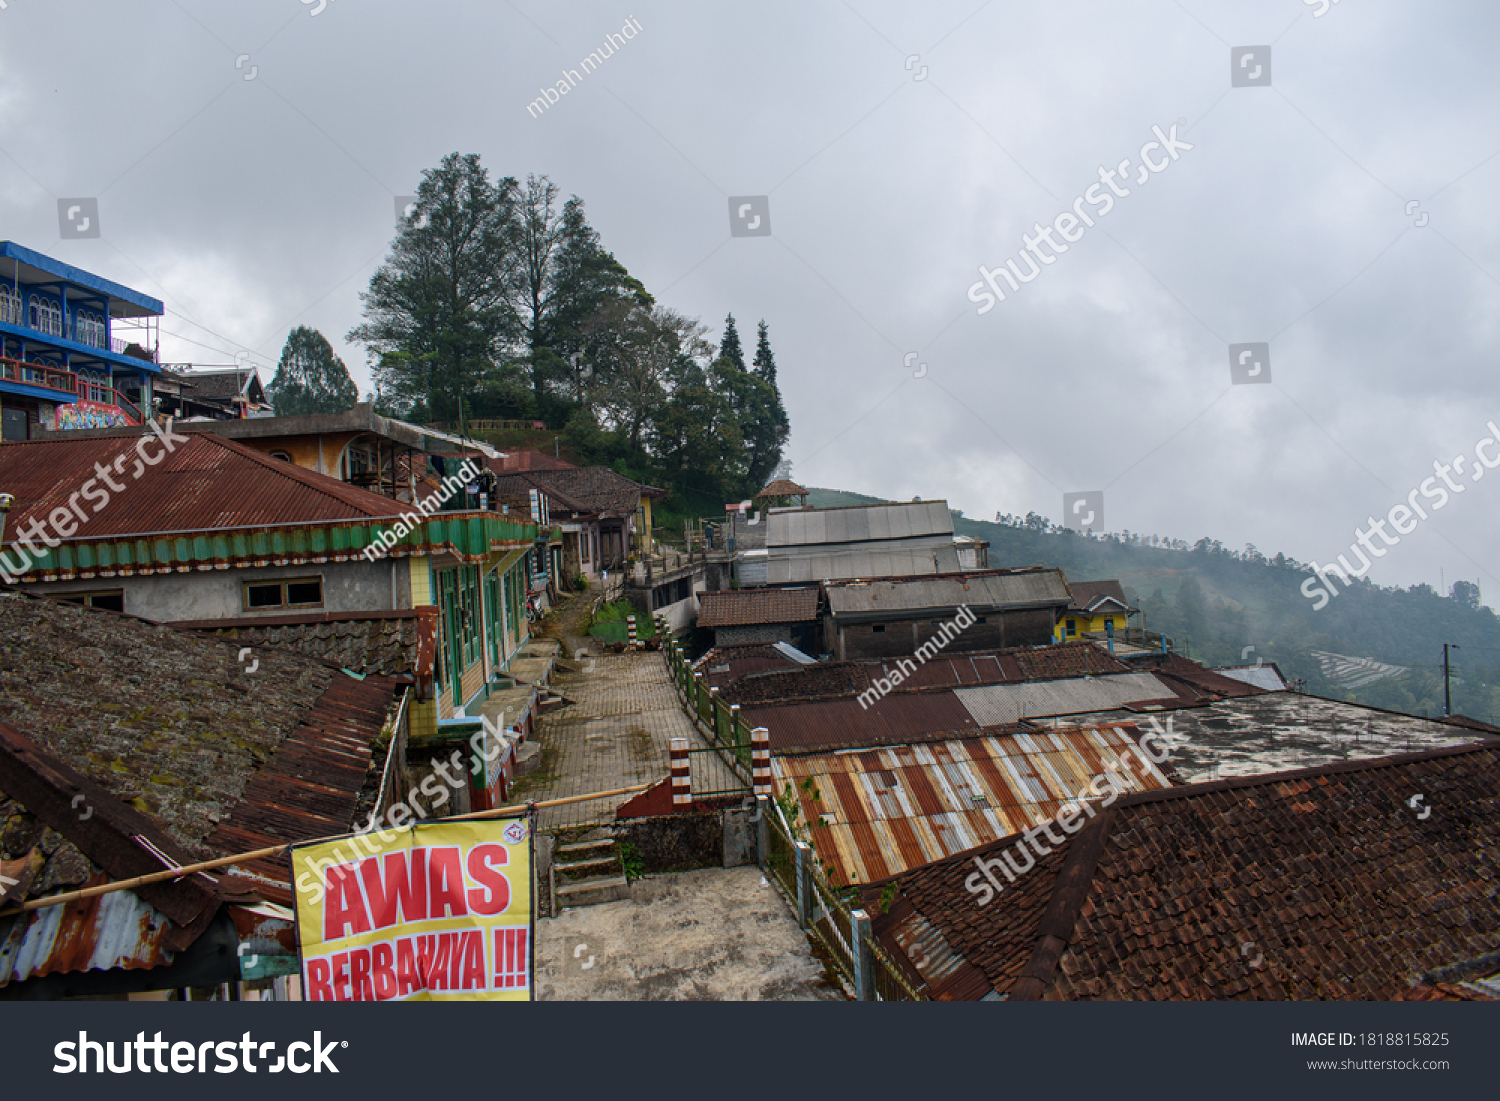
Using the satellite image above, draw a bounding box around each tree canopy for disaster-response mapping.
[266,326,359,416]
[348,152,792,524]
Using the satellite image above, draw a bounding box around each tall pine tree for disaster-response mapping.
[744,319,790,488]
[718,314,746,372]
[266,326,359,416]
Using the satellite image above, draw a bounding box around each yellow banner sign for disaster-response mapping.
[292,817,533,1001]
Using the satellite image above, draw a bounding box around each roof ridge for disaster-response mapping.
[195,432,411,517]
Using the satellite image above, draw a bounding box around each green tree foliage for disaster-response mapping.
[266,326,359,416]
[744,320,791,488]
[350,153,524,424]
[349,154,795,530]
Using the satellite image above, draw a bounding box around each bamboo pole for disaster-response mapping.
[18,781,656,914]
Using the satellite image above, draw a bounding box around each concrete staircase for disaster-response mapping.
[552,837,631,909]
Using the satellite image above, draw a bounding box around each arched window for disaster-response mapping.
[29,296,40,330]
[0,286,17,326]
[269,450,293,462]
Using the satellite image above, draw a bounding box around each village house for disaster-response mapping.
[45,402,500,503]
[1055,578,1138,645]
[0,241,162,439]
[821,569,1072,661]
[0,429,543,758]
[486,459,663,584]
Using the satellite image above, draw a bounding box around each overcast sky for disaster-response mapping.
[4,0,1498,601]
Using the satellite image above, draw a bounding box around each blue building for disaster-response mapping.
[0,241,165,439]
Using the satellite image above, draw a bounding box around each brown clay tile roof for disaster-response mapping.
[744,691,983,753]
[490,448,576,472]
[697,587,820,628]
[487,466,662,520]
[867,742,1500,1000]
[172,609,428,678]
[1064,579,1134,614]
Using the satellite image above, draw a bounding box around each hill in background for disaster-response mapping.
[803,488,1500,723]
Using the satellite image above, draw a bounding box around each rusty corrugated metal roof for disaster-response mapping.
[773,724,1174,886]
[0,431,408,541]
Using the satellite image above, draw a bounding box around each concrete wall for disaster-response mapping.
[25,557,410,621]
[604,805,756,872]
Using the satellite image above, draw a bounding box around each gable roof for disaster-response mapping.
[1064,579,1134,614]
[767,545,963,583]
[756,479,808,497]
[720,641,1133,706]
[493,448,576,472]
[178,368,265,403]
[867,743,1500,1000]
[486,465,663,519]
[0,430,407,540]
[697,587,820,628]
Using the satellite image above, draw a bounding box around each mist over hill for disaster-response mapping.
[806,489,1500,724]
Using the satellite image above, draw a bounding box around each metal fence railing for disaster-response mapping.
[688,745,749,798]
[759,797,925,1002]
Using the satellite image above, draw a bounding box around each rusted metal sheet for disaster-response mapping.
[773,724,1173,885]
[0,879,176,984]
[0,433,404,541]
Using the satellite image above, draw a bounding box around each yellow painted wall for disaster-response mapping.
[409,698,439,741]
[1057,613,1126,641]
[237,432,362,477]
[639,495,654,554]
[408,555,432,605]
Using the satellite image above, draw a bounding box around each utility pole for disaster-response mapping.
[1444,643,1460,716]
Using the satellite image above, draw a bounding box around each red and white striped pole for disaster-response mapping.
[751,726,772,798]
[627,615,637,648]
[670,737,691,808]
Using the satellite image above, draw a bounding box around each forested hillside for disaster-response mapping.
[808,489,1500,723]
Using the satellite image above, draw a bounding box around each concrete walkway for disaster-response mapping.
[509,631,741,830]
[535,866,840,1001]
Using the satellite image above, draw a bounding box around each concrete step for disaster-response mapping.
[557,838,616,858]
[514,742,542,776]
[555,875,630,908]
[555,855,619,877]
